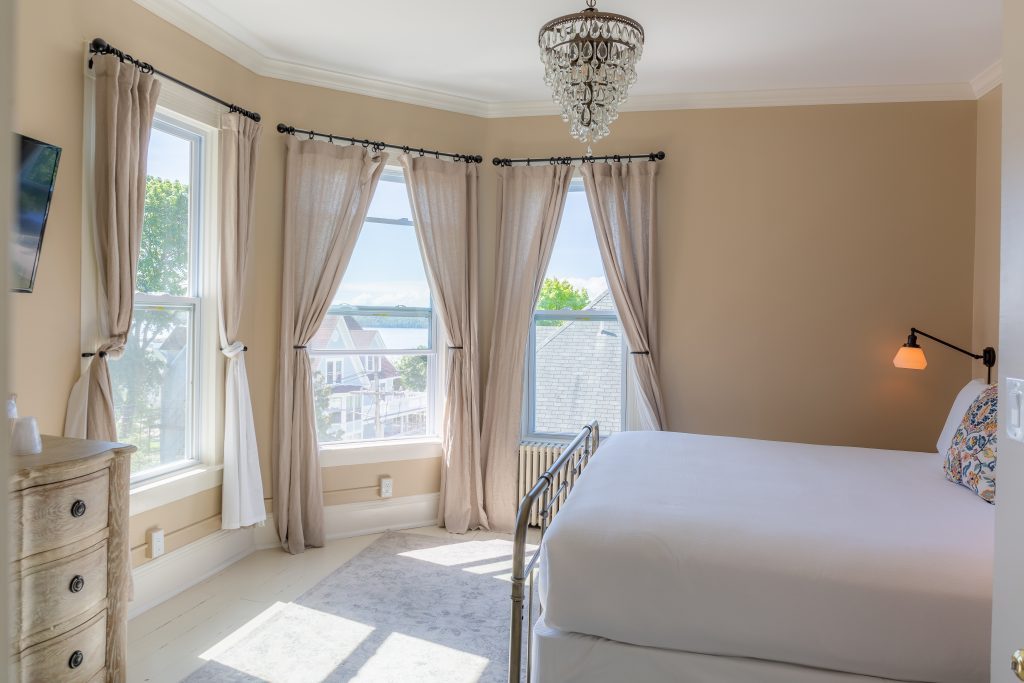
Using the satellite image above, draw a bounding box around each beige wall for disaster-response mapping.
[11,0,995,564]
[973,86,1002,379]
[485,103,980,452]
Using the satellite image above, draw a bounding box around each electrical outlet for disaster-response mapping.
[380,476,394,498]
[148,528,165,559]
[1008,378,1024,442]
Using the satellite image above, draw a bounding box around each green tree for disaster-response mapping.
[312,370,337,437]
[395,355,428,393]
[536,278,589,326]
[137,177,190,295]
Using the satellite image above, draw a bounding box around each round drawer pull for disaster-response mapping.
[70,499,87,518]
[69,575,85,593]
[68,650,84,669]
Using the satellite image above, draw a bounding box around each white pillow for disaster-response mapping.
[936,379,988,454]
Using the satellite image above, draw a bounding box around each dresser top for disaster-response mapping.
[10,435,135,490]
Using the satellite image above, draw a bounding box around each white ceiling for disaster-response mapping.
[135,0,1002,116]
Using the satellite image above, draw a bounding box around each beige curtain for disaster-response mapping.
[481,165,572,532]
[581,161,666,430]
[219,113,265,529]
[65,54,160,441]
[400,155,486,533]
[275,138,387,554]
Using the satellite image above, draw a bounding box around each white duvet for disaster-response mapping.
[538,431,993,683]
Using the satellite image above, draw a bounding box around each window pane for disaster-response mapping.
[109,306,194,475]
[312,353,431,442]
[536,180,607,312]
[313,309,430,351]
[331,174,430,308]
[534,316,623,434]
[138,125,193,296]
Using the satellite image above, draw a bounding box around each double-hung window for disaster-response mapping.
[108,110,215,482]
[524,176,626,437]
[310,167,440,445]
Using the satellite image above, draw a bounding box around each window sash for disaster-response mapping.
[524,311,628,439]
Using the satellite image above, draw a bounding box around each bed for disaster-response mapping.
[509,427,994,683]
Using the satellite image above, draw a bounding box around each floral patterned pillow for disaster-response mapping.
[943,384,998,503]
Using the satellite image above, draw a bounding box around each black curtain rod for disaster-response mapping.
[88,38,261,123]
[276,124,483,164]
[492,151,666,167]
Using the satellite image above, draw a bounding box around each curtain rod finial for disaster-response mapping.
[276,123,292,134]
[90,37,108,53]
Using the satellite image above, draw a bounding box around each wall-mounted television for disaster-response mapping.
[11,134,61,293]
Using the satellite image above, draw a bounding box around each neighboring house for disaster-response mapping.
[534,290,623,434]
[311,312,427,441]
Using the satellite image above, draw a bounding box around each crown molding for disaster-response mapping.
[970,61,1003,98]
[133,0,992,119]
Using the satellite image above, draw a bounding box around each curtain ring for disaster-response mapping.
[403,146,410,154]
[308,130,315,140]
[419,148,425,157]
[328,134,333,144]
[527,157,531,166]
[435,150,440,159]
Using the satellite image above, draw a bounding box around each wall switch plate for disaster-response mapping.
[1008,378,1024,442]
[380,476,393,498]
[147,528,165,559]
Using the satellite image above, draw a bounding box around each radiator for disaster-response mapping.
[518,440,579,527]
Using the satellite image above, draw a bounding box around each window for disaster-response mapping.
[524,177,625,437]
[108,112,215,481]
[310,167,439,445]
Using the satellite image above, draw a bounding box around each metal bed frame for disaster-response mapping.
[508,421,600,683]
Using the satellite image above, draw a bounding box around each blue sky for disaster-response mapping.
[336,172,608,308]
[147,127,191,183]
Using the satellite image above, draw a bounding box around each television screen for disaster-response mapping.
[12,135,61,293]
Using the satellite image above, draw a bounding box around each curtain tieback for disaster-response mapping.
[630,350,651,355]
[293,345,307,350]
[447,346,464,350]
[222,341,248,358]
[81,351,108,359]
[89,337,126,361]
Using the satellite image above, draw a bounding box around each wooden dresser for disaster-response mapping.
[9,436,135,683]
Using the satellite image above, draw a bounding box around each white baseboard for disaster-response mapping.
[129,526,255,620]
[254,492,440,549]
[132,493,440,619]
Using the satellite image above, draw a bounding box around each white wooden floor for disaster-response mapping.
[127,526,501,682]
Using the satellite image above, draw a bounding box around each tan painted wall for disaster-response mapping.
[484,103,980,452]
[10,0,992,563]
[973,86,1002,380]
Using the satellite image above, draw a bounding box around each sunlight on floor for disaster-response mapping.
[399,538,517,566]
[198,602,374,682]
[351,632,490,682]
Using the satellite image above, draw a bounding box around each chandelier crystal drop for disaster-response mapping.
[538,0,644,145]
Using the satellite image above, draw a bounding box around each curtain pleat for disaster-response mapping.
[219,112,265,529]
[274,138,386,554]
[481,165,572,532]
[581,161,666,430]
[400,155,487,533]
[65,54,160,441]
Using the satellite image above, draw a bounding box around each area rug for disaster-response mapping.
[184,531,533,682]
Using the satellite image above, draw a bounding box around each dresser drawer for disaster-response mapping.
[13,469,109,558]
[14,540,109,646]
[14,610,107,683]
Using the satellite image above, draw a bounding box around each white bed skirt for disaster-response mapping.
[531,618,916,683]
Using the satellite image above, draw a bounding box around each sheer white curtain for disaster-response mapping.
[65,54,160,440]
[219,112,265,529]
[274,138,387,554]
[400,155,487,533]
[481,165,572,532]
[581,161,666,430]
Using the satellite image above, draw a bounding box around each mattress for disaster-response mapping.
[531,617,917,683]
[537,431,993,683]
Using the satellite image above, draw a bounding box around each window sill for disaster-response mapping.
[319,437,443,468]
[129,463,224,516]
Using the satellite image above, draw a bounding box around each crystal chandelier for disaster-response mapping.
[539,0,645,146]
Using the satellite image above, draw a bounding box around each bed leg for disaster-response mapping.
[509,579,525,682]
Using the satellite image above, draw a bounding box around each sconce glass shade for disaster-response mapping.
[893,345,928,370]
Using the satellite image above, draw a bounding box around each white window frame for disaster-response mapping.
[312,165,444,457]
[522,175,631,440]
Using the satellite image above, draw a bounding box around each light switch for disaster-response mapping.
[1007,378,1024,443]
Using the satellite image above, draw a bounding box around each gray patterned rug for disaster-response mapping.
[184,531,530,682]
